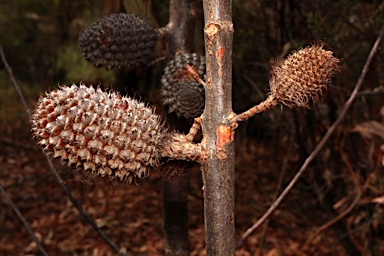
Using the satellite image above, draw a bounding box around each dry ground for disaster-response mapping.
[0,121,353,255]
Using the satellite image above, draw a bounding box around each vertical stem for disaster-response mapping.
[163,175,189,256]
[168,0,196,54]
[201,0,235,255]
[163,0,196,255]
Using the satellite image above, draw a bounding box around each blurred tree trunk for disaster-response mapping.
[163,0,197,255]
[201,0,235,255]
[163,173,190,256]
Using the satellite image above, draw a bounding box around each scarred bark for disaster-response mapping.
[201,1,235,255]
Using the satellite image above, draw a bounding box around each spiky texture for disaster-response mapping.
[269,44,340,108]
[79,13,157,70]
[161,53,206,119]
[31,84,164,182]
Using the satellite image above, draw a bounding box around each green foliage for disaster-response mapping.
[0,0,104,88]
[55,44,115,85]
[0,71,37,128]
[0,0,50,47]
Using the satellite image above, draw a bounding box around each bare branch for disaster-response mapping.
[161,133,207,163]
[186,64,207,86]
[230,95,278,123]
[0,45,31,117]
[304,193,362,247]
[185,117,202,141]
[0,184,48,256]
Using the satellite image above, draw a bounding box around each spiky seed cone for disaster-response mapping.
[79,13,157,70]
[31,84,164,182]
[161,53,206,119]
[269,44,340,108]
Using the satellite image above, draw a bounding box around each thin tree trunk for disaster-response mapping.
[163,174,190,256]
[163,0,197,255]
[201,1,235,255]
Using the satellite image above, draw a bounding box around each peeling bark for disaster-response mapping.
[201,1,235,255]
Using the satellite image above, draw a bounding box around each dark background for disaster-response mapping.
[0,0,383,255]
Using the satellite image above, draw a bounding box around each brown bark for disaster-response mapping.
[201,1,235,255]
[167,0,197,55]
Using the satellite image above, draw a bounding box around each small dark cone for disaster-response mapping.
[161,53,206,119]
[31,83,165,182]
[79,13,157,70]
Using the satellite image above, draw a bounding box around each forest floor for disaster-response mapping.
[0,122,354,256]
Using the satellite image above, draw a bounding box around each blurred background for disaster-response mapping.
[0,0,383,255]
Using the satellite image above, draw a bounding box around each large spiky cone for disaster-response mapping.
[269,44,340,108]
[31,84,165,182]
[161,53,206,119]
[79,13,157,70]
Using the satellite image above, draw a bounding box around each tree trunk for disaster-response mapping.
[163,176,190,256]
[201,1,235,255]
[163,0,197,255]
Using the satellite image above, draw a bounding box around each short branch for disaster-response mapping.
[185,117,202,141]
[161,132,207,163]
[230,95,278,123]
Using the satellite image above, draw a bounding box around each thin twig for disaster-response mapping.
[0,44,124,255]
[0,184,48,256]
[145,56,167,68]
[230,95,278,123]
[243,74,266,101]
[257,144,291,256]
[235,24,384,249]
[43,154,123,255]
[304,192,362,247]
[186,117,202,141]
[304,139,366,246]
[186,64,207,86]
[340,138,361,192]
[358,86,384,95]
[0,45,31,117]
[257,165,286,254]
[155,22,174,39]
